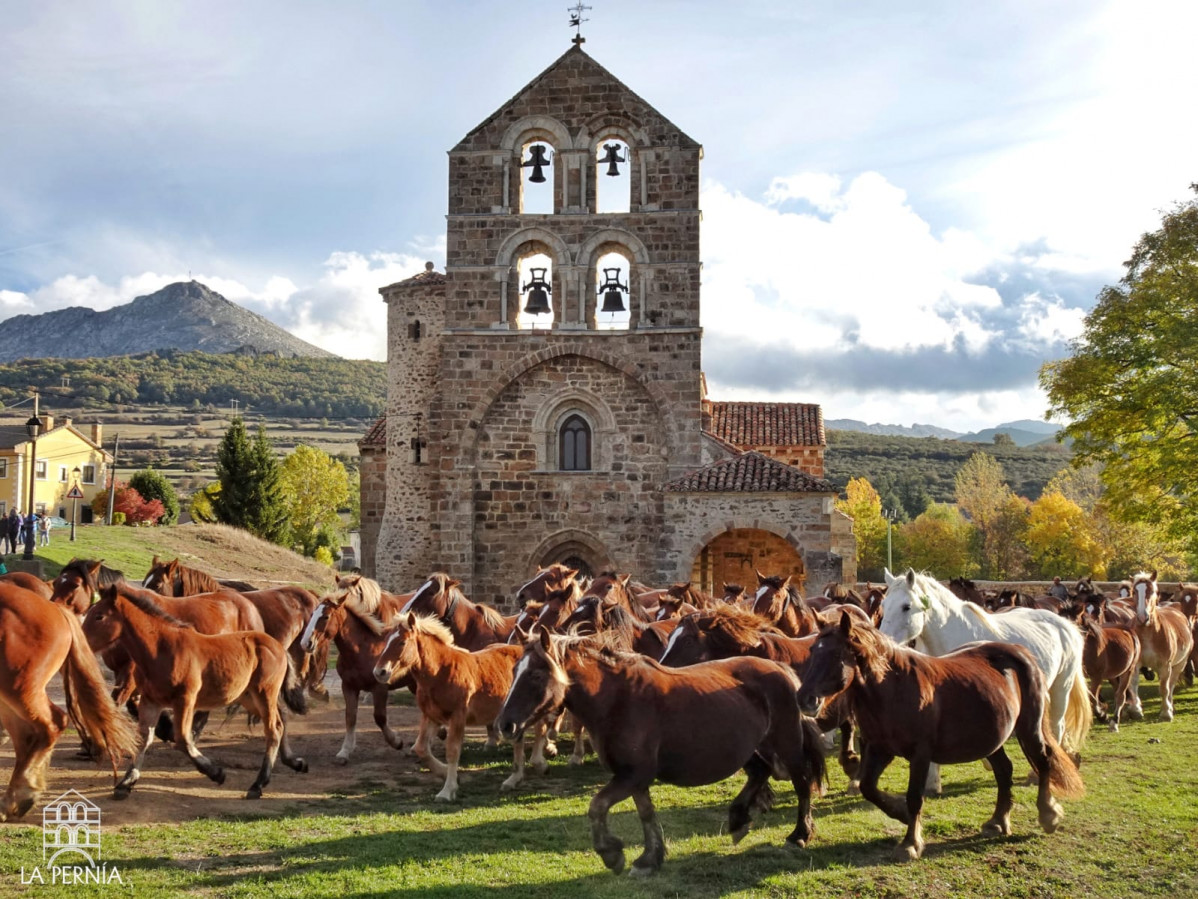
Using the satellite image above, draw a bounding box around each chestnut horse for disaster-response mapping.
[299,575,414,763]
[374,612,537,800]
[498,630,826,875]
[582,574,658,624]
[562,593,678,658]
[1126,571,1194,722]
[0,583,138,820]
[401,572,514,648]
[1058,600,1140,731]
[85,584,308,799]
[750,572,819,637]
[0,571,52,599]
[798,611,1085,860]
[657,603,860,788]
[143,556,326,698]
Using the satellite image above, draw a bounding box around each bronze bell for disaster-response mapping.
[599,142,625,176]
[598,267,628,314]
[522,267,552,315]
[522,144,552,184]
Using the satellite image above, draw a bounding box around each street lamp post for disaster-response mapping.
[70,466,81,542]
[884,508,897,573]
[23,414,41,561]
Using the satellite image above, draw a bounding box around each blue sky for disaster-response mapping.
[1,1,1195,431]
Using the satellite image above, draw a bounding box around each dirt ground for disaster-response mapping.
[0,671,444,830]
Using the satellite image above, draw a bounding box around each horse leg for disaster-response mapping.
[484,721,500,750]
[175,700,226,786]
[838,719,861,788]
[0,699,65,820]
[529,718,551,774]
[898,755,929,860]
[569,719,588,765]
[1125,668,1144,720]
[630,788,666,876]
[371,685,404,751]
[115,700,159,799]
[981,747,1014,836]
[858,747,906,823]
[922,761,942,797]
[434,717,465,802]
[728,753,772,844]
[501,730,526,792]
[410,714,444,774]
[588,777,636,874]
[335,686,360,765]
[1162,657,1189,722]
[245,694,282,800]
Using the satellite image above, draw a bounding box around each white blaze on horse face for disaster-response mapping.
[300,605,328,652]
[1135,580,1152,623]
[402,580,434,614]
[142,572,155,588]
[755,585,770,602]
[659,623,687,663]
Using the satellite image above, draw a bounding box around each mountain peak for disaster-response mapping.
[0,281,336,362]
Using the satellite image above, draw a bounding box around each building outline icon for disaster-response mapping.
[42,790,101,867]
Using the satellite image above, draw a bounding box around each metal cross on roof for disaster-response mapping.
[568,2,591,45]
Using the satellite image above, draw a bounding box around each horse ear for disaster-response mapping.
[449,578,462,589]
[1150,570,1158,582]
[618,574,631,589]
[407,611,416,628]
[755,569,767,585]
[514,623,528,642]
[779,576,791,591]
[87,560,103,577]
[839,609,853,635]
[905,569,916,588]
[564,568,579,581]
[538,626,552,652]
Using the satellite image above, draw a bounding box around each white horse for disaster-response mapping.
[879,569,1092,789]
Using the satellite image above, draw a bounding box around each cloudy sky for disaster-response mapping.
[1,1,1194,431]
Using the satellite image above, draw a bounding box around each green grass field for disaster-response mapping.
[2,685,1196,898]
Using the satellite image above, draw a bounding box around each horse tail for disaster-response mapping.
[800,714,829,796]
[280,649,309,715]
[1063,667,1093,753]
[56,606,139,771]
[1011,650,1084,801]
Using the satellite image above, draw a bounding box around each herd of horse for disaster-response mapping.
[0,557,1194,875]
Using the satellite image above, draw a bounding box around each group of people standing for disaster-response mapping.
[4,508,51,553]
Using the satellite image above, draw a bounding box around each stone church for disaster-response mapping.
[359,43,856,608]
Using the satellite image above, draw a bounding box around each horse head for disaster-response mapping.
[300,597,346,652]
[498,627,571,739]
[142,556,179,595]
[514,564,578,608]
[797,610,877,715]
[751,572,792,620]
[1131,570,1159,625]
[722,583,747,605]
[50,558,108,617]
[878,568,934,645]
[403,573,460,620]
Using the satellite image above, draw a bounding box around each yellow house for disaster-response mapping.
[0,415,113,524]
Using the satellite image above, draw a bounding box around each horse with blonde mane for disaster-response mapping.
[1126,571,1193,721]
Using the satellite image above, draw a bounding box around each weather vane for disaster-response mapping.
[569,2,591,45]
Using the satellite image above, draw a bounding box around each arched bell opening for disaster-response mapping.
[690,529,807,597]
[593,250,631,331]
[595,138,631,214]
[518,139,556,215]
[512,243,558,329]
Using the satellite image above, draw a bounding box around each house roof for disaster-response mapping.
[704,401,825,448]
[380,263,446,293]
[359,415,386,449]
[665,451,834,494]
[0,420,112,459]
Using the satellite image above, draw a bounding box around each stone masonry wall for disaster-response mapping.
[358,445,386,577]
[752,444,826,478]
[690,529,807,595]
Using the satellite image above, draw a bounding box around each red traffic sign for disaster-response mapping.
[66,485,85,499]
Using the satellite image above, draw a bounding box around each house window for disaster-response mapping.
[59,466,68,483]
[559,415,591,471]
[408,321,422,340]
[35,503,46,515]
[0,502,6,516]
[0,459,6,478]
[410,437,427,465]
[82,464,96,484]
[36,460,47,480]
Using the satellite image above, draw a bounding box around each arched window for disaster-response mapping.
[516,253,554,329]
[595,138,631,213]
[559,415,591,471]
[519,140,554,214]
[594,250,631,330]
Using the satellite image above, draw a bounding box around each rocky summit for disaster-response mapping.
[0,281,336,362]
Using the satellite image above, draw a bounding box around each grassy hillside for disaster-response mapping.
[23,521,338,590]
[825,429,1073,507]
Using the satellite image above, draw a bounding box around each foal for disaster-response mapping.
[373,613,539,800]
[798,611,1084,860]
[86,584,308,800]
[751,572,819,637]
[499,630,826,876]
[1058,600,1140,730]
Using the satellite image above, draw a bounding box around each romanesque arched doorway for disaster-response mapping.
[690,529,806,596]
[529,529,610,581]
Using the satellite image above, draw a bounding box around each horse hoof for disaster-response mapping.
[295,759,309,773]
[784,837,807,852]
[846,781,862,796]
[533,761,549,775]
[629,864,657,878]
[333,755,349,766]
[14,797,35,818]
[730,824,750,845]
[113,787,131,801]
[601,851,626,875]
[898,844,923,861]
[500,778,520,792]
[434,790,457,803]
[213,768,227,786]
[1158,712,1174,723]
[245,788,262,800]
[981,819,1010,836]
[1108,722,1119,733]
[542,742,558,759]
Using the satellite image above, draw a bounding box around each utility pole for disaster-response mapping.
[884,508,897,572]
[105,433,120,525]
[23,391,40,560]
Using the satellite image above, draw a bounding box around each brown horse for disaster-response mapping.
[947,577,993,610]
[655,583,716,620]
[85,583,308,799]
[142,555,258,594]
[0,583,138,819]
[722,583,749,605]
[50,558,126,617]
[582,573,658,624]
[1058,600,1140,731]
[515,564,579,609]
[299,575,414,763]
[797,611,1085,860]
[498,630,826,875]
[0,570,52,599]
[562,593,678,658]
[403,572,513,648]
[373,612,534,800]
[1126,571,1194,721]
[657,603,860,787]
[750,572,819,637]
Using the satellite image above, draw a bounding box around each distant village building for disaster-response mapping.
[359,44,855,607]
[0,416,111,521]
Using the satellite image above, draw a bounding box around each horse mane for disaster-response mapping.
[114,584,195,630]
[475,600,508,631]
[695,605,777,650]
[332,576,394,635]
[65,558,126,590]
[406,612,456,645]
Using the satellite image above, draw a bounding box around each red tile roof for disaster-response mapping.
[381,263,445,292]
[665,451,833,494]
[359,415,386,449]
[704,401,825,448]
